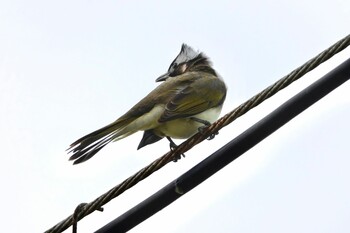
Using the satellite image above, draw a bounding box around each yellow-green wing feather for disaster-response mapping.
[159,74,226,122]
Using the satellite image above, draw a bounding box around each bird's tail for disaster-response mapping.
[67,117,136,164]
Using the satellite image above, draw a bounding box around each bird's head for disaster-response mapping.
[156,44,215,82]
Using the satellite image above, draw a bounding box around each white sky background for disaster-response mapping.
[0,0,349,232]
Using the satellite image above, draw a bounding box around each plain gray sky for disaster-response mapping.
[0,0,349,232]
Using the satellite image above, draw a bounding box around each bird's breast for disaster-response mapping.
[155,105,223,139]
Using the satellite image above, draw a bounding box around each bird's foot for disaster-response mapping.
[198,126,219,140]
[166,136,185,162]
[191,117,218,140]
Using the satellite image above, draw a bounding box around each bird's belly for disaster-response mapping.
[156,106,222,139]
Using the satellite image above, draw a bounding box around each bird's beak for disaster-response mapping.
[156,72,170,82]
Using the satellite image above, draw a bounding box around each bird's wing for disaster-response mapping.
[159,75,226,122]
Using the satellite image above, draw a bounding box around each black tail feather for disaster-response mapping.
[67,117,134,164]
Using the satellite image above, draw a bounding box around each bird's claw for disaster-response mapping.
[191,117,218,140]
[167,137,186,162]
[197,125,219,140]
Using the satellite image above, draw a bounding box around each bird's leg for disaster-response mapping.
[166,136,185,162]
[190,117,218,140]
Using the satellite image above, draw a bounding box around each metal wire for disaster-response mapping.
[45,34,350,233]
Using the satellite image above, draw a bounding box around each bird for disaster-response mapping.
[67,44,227,164]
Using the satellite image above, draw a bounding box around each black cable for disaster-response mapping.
[95,57,350,233]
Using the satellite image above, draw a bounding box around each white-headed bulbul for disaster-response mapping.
[68,44,227,164]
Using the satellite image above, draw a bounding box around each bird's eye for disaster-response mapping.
[168,63,187,77]
[168,62,177,73]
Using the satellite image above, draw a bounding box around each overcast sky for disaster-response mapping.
[1,1,349,233]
